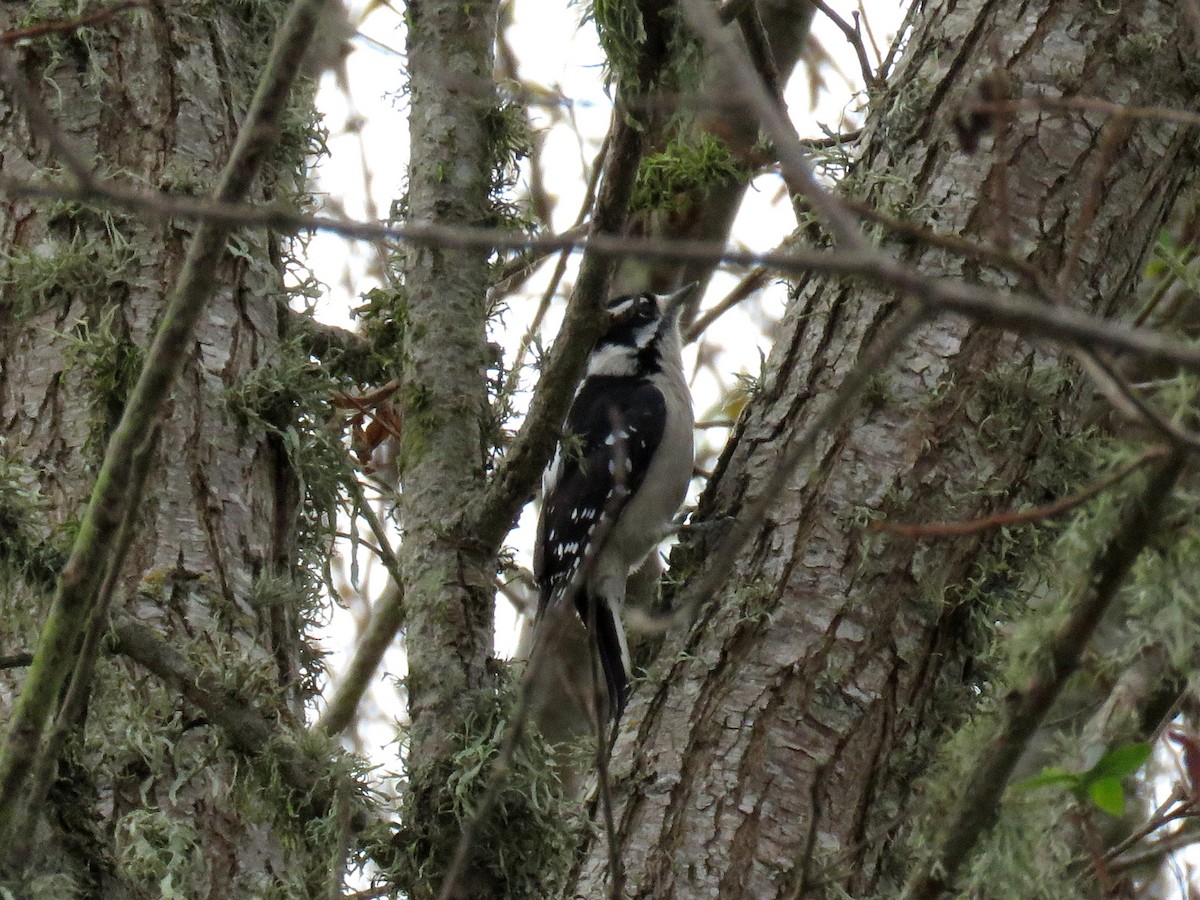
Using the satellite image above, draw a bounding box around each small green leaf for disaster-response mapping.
[1085,743,1152,783]
[1011,767,1080,793]
[1088,777,1126,816]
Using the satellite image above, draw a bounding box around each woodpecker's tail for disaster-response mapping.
[536,582,631,721]
[583,591,630,718]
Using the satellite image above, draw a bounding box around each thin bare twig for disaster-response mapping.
[1105,787,1191,863]
[585,413,629,899]
[7,172,1200,381]
[717,0,755,24]
[974,94,1200,130]
[870,446,1171,539]
[731,0,782,102]
[1109,820,1200,874]
[316,465,405,736]
[497,136,608,404]
[685,264,771,343]
[489,223,588,302]
[808,0,879,92]
[1085,351,1200,453]
[855,1,883,69]
[344,463,403,576]
[1059,111,1130,298]
[594,713,623,900]
[875,0,915,82]
[0,0,145,44]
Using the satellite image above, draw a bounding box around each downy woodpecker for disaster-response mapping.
[534,286,694,719]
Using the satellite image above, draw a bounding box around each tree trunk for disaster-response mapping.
[0,2,324,895]
[396,0,501,897]
[572,0,1196,896]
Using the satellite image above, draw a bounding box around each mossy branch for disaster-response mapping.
[283,302,379,380]
[0,0,335,856]
[10,420,160,860]
[903,453,1186,899]
[111,618,291,761]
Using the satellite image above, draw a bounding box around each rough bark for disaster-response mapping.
[0,2,322,895]
[572,0,1197,896]
[397,0,501,896]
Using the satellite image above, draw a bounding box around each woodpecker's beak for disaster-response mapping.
[660,282,697,317]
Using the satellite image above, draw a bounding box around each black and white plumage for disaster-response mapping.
[534,287,694,719]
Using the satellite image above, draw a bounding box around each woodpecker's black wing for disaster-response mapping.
[536,375,666,603]
[535,375,666,712]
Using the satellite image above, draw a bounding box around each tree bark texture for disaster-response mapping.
[398,0,500,896]
[0,2,320,895]
[573,1,1197,896]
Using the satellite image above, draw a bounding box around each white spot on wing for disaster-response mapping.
[604,429,630,445]
[545,447,563,493]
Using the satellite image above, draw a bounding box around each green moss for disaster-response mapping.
[587,0,648,90]
[272,88,328,200]
[16,1,113,83]
[187,0,326,195]
[0,227,135,322]
[481,99,535,235]
[223,338,348,668]
[876,72,935,151]
[115,807,204,897]
[387,682,584,900]
[726,580,776,627]
[60,305,144,461]
[398,382,439,471]
[902,707,1087,900]
[892,434,1193,897]
[239,727,378,886]
[228,345,343,525]
[0,444,67,595]
[355,284,408,375]
[860,371,895,409]
[1115,32,1167,67]
[632,132,752,214]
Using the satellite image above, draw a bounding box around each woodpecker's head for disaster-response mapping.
[587,284,694,378]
